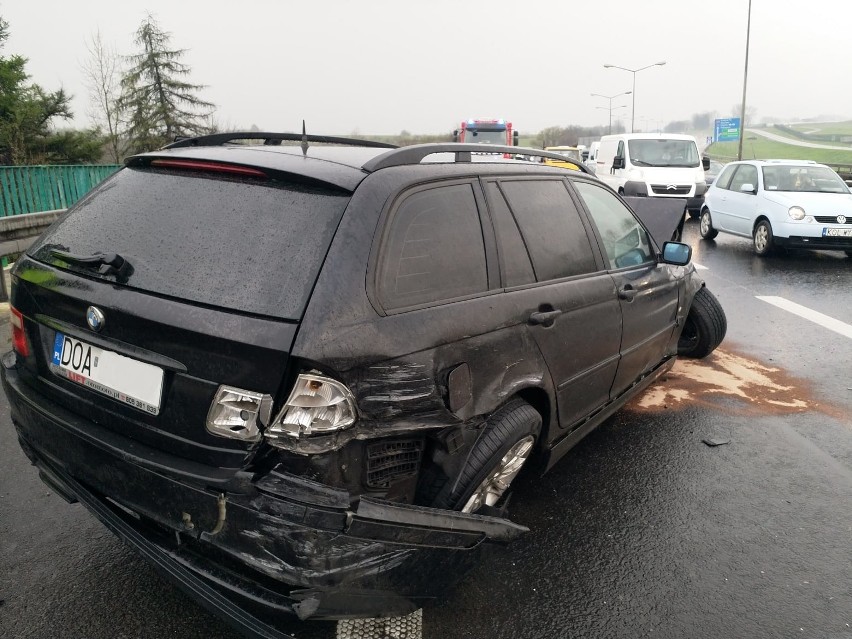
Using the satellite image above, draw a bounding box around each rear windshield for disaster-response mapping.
[29,167,351,320]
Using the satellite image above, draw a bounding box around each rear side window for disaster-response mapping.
[483,182,535,287]
[499,180,598,282]
[378,183,487,310]
[30,168,350,320]
[715,164,736,190]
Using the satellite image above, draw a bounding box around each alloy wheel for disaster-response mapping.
[754,224,769,252]
[462,435,535,513]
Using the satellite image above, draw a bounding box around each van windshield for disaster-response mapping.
[628,139,700,168]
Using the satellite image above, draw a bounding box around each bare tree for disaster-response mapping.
[82,30,124,163]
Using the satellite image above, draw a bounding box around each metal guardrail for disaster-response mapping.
[0,208,65,302]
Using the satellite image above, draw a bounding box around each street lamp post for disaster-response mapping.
[591,91,631,135]
[603,61,667,133]
[737,0,753,161]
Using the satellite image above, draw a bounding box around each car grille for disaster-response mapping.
[366,439,423,489]
[650,184,692,195]
[813,216,852,224]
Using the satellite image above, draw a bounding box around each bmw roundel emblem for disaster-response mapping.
[838,215,847,225]
[86,306,105,332]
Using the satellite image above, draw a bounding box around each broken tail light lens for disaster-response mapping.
[266,373,357,443]
[10,306,30,357]
[206,386,273,442]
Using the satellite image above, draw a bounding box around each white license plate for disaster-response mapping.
[823,227,852,237]
[50,333,163,415]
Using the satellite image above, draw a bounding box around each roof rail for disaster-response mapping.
[362,143,592,174]
[163,132,398,150]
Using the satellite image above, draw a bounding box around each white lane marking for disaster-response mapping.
[693,263,709,270]
[756,296,852,339]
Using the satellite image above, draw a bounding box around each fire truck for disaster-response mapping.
[453,119,519,146]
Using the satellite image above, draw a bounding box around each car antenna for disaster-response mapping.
[301,120,309,156]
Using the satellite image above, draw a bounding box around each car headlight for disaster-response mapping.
[788,206,806,220]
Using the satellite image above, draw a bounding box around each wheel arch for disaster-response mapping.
[753,214,772,233]
[515,386,552,452]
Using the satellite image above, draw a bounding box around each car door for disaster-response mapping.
[720,164,759,235]
[483,178,622,432]
[571,180,681,399]
[706,163,737,230]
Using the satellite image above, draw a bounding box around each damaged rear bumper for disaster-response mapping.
[3,362,527,633]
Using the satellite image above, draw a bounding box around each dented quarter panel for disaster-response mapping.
[292,166,559,446]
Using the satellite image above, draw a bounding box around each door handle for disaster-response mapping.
[528,310,562,326]
[618,285,637,301]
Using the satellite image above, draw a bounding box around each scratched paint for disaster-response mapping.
[630,348,845,420]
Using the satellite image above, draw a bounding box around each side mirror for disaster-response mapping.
[453,130,459,142]
[739,183,756,194]
[702,157,710,170]
[513,130,519,146]
[613,156,625,170]
[661,241,692,265]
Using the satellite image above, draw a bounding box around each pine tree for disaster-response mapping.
[120,15,214,153]
[0,15,94,165]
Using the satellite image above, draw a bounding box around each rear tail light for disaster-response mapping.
[206,386,272,442]
[10,307,30,357]
[149,159,268,179]
[266,373,357,444]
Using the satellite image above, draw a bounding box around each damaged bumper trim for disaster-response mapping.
[38,457,297,639]
[3,363,528,621]
[349,497,527,548]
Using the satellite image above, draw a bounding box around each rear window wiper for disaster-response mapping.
[49,249,134,281]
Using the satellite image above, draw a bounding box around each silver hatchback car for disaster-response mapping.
[700,159,852,256]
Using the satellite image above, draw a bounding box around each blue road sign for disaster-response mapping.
[714,118,741,142]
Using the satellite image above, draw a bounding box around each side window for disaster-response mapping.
[715,164,736,190]
[378,183,488,310]
[484,182,536,287]
[729,164,758,192]
[499,180,598,282]
[573,181,654,270]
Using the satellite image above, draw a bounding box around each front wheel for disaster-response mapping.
[430,399,541,513]
[699,209,718,239]
[678,287,727,359]
[753,219,775,256]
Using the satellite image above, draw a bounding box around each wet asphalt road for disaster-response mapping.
[1,219,851,639]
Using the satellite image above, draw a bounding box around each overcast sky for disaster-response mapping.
[2,0,849,136]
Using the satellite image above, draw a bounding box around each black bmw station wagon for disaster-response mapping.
[3,133,726,635]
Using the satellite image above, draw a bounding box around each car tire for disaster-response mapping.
[687,208,701,219]
[699,209,718,239]
[429,399,541,513]
[753,219,775,256]
[677,287,727,359]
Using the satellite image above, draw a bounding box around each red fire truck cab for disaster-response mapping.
[453,119,519,146]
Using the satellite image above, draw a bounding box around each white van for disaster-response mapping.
[584,141,600,174]
[595,133,709,215]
